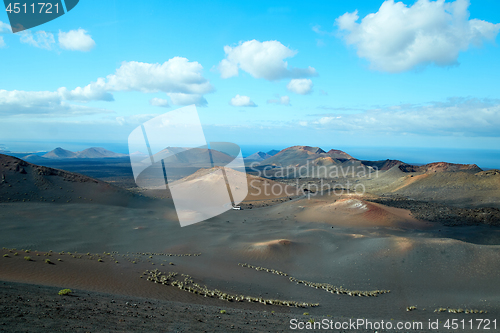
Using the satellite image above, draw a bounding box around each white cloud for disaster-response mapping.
[105,58,213,95]
[149,97,170,107]
[267,95,290,106]
[336,0,500,73]
[308,98,500,136]
[63,58,213,104]
[286,79,313,95]
[312,25,333,36]
[0,21,11,32]
[20,30,55,50]
[0,89,112,116]
[218,40,318,81]
[58,29,96,52]
[0,21,10,47]
[167,93,207,106]
[58,78,113,102]
[0,57,213,115]
[229,94,256,107]
[115,114,159,125]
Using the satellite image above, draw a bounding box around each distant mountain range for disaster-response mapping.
[254,145,481,174]
[22,147,127,161]
[245,149,280,161]
[6,145,483,174]
[257,146,355,167]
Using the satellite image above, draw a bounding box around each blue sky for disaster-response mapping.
[1,0,500,165]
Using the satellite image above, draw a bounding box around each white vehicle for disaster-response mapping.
[232,206,241,210]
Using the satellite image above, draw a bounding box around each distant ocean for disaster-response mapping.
[2,141,499,170]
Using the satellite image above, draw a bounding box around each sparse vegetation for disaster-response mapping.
[14,252,18,256]
[146,269,319,308]
[98,258,103,262]
[58,289,72,296]
[45,259,52,264]
[303,312,309,316]
[24,256,32,261]
[220,310,226,314]
[3,254,9,257]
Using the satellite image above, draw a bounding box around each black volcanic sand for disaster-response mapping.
[0,281,472,333]
[0,276,496,332]
[0,199,499,332]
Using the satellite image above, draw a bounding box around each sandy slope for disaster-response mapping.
[0,154,147,207]
[1,195,499,321]
[363,165,500,208]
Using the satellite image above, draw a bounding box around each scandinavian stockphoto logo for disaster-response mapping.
[128,105,248,227]
[4,0,79,33]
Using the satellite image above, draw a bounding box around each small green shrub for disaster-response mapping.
[14,252,18,256]
[57,259,62,261]
[3,254,9,258]
[45,259,52,264]
[24,256,32,261]
[58,289,72,296]
[98,258,103,262]
[303,312,309,316]
[220,310,226,314]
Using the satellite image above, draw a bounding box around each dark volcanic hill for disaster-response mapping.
[246,151,272,161]
[0,154,141,206]
[76,147,127,158]
[266,149,280,156]
[41,147,126,159]
[398,162,482,174]
[259,146,354,167]
[361,159,405,171]
[153,147,235,167]
[22,154,50,163]
[42,147,77,159]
